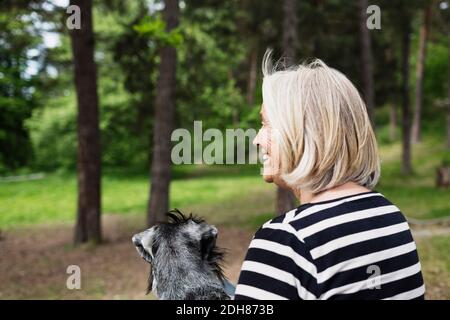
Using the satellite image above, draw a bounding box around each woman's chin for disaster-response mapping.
[263,174,274,183]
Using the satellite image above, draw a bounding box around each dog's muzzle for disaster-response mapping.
[132,232,154,264]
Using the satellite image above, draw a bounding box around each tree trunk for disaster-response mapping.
[386,42,397,141]
[401,17,413,175]
[70,0,102,244]
[389,103,398,141]
[276,0,298,215]
[412,5,432,144]
[312,0,324,57]
[358,0,375,126]
[282,0,298,64]
[246,49,258,106]
[436,166,450,188]
[147,0,179,227]
[447,22,450,149]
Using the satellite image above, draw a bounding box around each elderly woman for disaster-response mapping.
[234,52,425,300]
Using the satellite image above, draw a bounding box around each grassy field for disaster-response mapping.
[415,235,450,299]
[1,134,449,229]
[0,165,274,229]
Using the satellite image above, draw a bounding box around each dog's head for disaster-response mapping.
[132,209,225,295]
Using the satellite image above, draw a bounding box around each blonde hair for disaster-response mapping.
[262,50,380,194]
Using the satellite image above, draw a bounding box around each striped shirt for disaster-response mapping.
[234,191,425,300]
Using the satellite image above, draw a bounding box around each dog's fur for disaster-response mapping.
[132,209,230,300]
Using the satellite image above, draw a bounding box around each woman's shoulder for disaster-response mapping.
[252,208,313,256]
[256,190,403,243]
[286,190,397,226]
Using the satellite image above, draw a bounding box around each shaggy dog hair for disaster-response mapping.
[132,209,231,300]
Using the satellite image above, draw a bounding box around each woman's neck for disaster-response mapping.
[295,181,371,205]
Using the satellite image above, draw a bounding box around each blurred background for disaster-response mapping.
[0,0,449,299]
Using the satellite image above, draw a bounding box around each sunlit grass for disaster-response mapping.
[416,235,450,300]
[0,165,275,229]
[377,135,450,219]
[1,131,449,229]
[0,174,77,228]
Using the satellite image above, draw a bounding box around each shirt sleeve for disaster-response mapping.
[234,223,318,300]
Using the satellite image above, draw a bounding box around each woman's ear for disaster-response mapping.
[200,226,218,260]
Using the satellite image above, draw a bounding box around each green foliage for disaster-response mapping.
[176,3,247,129]
[133,15,183,47]
[27,2,155,170]
[0,8,41,171]
[27,93,77,170]
[423,38,449,113]
[2,0,450,180]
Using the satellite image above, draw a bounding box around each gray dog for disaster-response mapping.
[132,209,234,300]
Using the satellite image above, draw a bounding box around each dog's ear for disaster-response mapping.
[200,226,218,260]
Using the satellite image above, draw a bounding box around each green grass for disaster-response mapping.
[0,165,276,229]
[376,135,450,219]
[416,235,450,299]
[0,173,77,228]
[1,132,449,229]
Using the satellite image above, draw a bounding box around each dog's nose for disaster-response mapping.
[132,234,141,246]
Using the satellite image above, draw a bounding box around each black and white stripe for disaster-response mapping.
[234,191,425,300]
